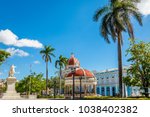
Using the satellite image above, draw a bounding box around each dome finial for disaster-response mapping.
[71,52,74,57]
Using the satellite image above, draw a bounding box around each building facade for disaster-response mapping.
[93,66,142,97]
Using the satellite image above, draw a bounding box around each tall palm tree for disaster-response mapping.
[93,0,142,97]
[55,55,68,95]
[40,45,55,96]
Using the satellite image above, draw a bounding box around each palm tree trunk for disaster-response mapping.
[46,61,48,96]
[117,31,123,98]
[59,66,62,95]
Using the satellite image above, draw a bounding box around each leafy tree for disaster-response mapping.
[55,55,68,94]
[48,76,65,96]
[16,79,27,93]
[0,50,10,65]
[16,73,46,95]
[124,40,150,97]
[0,80,7,95]
[40,45,55,96]
[93,0,142,97]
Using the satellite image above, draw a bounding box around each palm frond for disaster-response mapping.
[131,10,143,26]
[93,6,110,21]
[40,45,55,63]
[55,60,59,69]
[50,53,56,58]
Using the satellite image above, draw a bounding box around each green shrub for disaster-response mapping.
[37,95,65,99]
[37,95,53,98]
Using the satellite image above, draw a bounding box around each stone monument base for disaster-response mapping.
[2,77,22,100]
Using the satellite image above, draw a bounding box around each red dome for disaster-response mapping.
[68,54,80,66]
[66,68,94,78]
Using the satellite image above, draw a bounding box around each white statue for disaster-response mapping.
[9,65,16,77]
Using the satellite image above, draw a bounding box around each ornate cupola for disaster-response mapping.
[67,54,80,69]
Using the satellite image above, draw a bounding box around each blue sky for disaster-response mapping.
[0,0,150,80]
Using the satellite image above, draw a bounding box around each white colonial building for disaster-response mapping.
[93,66,142,97]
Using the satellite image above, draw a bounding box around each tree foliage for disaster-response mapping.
[48,76,65,95]
[124,40,150,97]
[55,55,68,69]
[0,50,10,65]
[40,45,55,63]
[93,0,142,43]
[16,73,46,95]
[93,0,142,97]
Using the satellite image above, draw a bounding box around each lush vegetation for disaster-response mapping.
[93,0,142,97]
[0,49,10,96]
[0,80,7,95]
[124,40,150,97]
[37,95,64,99]
[15,72,65,99]
[0,50,10,65]
[47,76,65,96]
[1,1,149,100]
[16,73,46,96]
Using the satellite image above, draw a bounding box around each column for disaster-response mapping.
[69,85,71,95]
[99,86,101,95]
[110,86,112,96]
[84,85,87,95]
[64,86,66,95]
[105,86,107,96]
[67,86,69,95]
[116,85,118,95]
[125,85,128,97]
[94,84,96,95]
[66,86,68,95]
[67,85,69,95]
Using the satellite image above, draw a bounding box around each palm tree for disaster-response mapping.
[93,0,142,97]
[55,55,68,95]
[40,45,55,96]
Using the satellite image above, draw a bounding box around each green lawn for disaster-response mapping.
[83,96,150,100]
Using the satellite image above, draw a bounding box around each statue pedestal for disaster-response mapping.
[2,77,22,100]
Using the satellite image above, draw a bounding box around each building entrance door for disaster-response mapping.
[101,87,105,96]
[112,87,116,96]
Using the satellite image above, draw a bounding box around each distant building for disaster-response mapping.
[93,66,142,97]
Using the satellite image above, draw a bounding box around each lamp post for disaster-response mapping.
[70,66,79,100]
[54,79,56,99]
[79,76,82,99]
[72,67,76,100]
[29,64,32,95]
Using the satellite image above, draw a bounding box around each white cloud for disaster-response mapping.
[6,48,29,57]
[137,0,150,16]
[34,60,40,64]
[0,72,3,75]
[0,29,43,48]
[15,71,20,74]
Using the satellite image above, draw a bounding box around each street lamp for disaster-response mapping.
[72,67,76,100]
[53,78,56,99]
[79,76,83,99]
[69,66,79,100]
